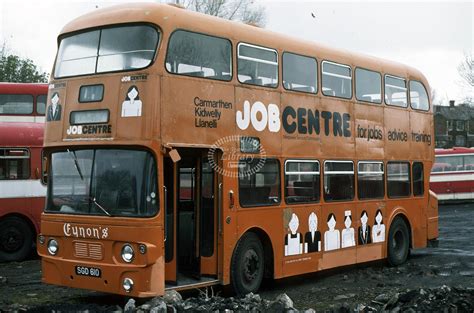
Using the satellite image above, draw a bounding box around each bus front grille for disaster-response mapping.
[74,241,103,260]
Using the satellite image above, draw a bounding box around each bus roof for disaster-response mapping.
[0,82,48,95]
[435,147,474,155]
[0,122,44,147]
[59,3,429,87]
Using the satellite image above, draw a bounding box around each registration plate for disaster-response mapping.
[75,266,101,278]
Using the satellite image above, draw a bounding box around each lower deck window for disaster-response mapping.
[324,161,354,201]
[358,161,384,199]
[0,148,30,179]
[285,160,320,203]
[239,158,280,207]
[387,162,411,198]
[412,162,424,196]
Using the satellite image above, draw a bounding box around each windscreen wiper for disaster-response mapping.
[67,149,84,180]
[90,197,112,217]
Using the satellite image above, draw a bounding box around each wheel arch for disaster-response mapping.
[387,207,413,249]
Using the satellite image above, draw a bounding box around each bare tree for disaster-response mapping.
[457,53,473,88]
[172,0,266,27]
[431,88,443,106]
[456,53,473,105]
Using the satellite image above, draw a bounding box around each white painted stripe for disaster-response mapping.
[430,173,474,183]
[0,180,47,199]
[436,192,474,200]
[0,116,45,123]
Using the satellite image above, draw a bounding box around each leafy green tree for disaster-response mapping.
[0,44,48,83]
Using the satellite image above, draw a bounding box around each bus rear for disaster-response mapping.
[430,147,474,201]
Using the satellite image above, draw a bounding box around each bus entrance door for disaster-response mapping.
[164,149,219,288]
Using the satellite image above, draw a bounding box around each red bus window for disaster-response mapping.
[37,95,47,115]
[0,94,34,114]
[0,148,30,179]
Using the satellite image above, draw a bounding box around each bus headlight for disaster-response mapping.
[47,239,59,255]
[123,278,134,292]
[121,244,134,263]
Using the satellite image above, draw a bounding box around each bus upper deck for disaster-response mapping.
[0,83,48,123]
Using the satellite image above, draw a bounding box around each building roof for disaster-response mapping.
[434,104,474,121]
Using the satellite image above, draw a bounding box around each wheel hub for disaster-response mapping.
[243,249,259,282]
[1,228,23,252]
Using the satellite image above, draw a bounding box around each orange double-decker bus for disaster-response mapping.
[38,3,438,297]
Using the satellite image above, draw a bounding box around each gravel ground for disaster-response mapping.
[0,203,473,312]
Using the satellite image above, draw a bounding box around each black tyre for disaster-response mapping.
[387,217,410,266]
[0,217,33,262]
[231,232,264,295]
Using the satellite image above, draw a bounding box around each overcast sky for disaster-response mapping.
[0,0,472,103]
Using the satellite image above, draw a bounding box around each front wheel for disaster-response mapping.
[387,217,410,266]
[231,232,264,295]
[0,217,33,262]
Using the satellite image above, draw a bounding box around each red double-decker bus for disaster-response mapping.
[0,83,48,123]
[430,147,474,201]
[0,122,46,261]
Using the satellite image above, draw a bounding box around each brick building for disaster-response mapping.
[434,101,474,148]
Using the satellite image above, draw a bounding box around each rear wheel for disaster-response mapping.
[387,217,410,266]
[231,232,264,295]
[0,217,33,262]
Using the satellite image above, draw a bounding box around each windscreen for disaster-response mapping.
[54,25,159,78]
[46,149,158,217]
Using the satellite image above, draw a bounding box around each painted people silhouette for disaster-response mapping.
[372,209,386,243]
[324,213,340,251]
[285,213,303,256]
[47,92,62,121]
[341,210,356,248]
[121,86,143,117]
[358,210,372,245]
[304,212,321,253]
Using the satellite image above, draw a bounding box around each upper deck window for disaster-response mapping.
[432,155,474,172]
[238,43,278,88]
[283,52,317,93]
[0,94,33,114]
[355,68,382,104]
[166,30,232,81]
[409,81,429,111]
[54,25,159,78]
[385,75,407,107]
[322,61,352,99]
